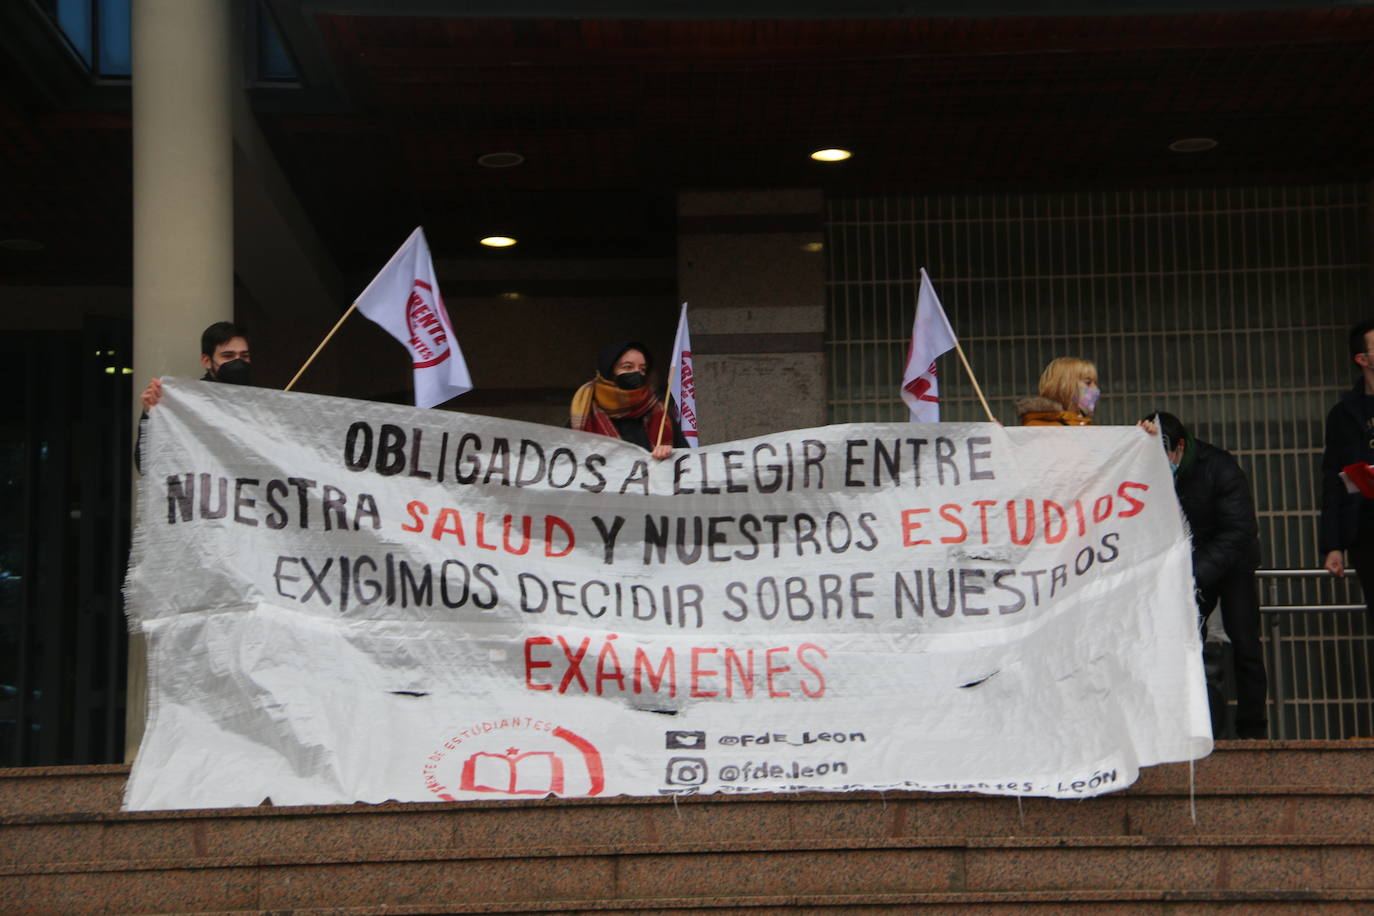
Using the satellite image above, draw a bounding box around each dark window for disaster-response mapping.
[41,0,131,78]
[0,321,130,766]
[253,2,300,84]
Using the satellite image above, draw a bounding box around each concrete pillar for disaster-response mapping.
[133,0,233,381]
[677,190,827,443]
[129,0,234,760]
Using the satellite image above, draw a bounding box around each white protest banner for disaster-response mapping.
[125,380,1209,811]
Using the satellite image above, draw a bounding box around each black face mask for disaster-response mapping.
[614,371,645,390]
[214,359,253,386]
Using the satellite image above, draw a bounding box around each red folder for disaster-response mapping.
[1341,463,1374,498]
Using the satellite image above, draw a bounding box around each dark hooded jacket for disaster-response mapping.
[1173,436,1261,592]
[574,341,687,450]
[1319,383,1374,554]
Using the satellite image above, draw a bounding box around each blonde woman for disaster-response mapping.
[1016,357,1100,426]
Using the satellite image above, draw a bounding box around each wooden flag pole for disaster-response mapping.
[284,303,358,392]
[952,341,998,424]
[654,359,680,448]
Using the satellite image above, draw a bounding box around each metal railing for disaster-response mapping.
[1255,569,1373,740]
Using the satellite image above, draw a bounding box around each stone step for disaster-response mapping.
[1135,740,1374,792]
[2,789,1372,869]
[24,895,1374,916]
[8,897,1374,916]
[0,765,128,816]
[2,835,1372,915]
[2,741,1370,818]
[4,744,1372,915]
[18,896,1368,916]
[7,892,1374,916]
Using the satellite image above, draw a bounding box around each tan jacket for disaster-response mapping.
[1015,395,1094,427]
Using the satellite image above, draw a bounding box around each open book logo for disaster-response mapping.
[425,719,604,800]
[461,748,565,795]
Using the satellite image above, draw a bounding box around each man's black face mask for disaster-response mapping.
[214,359,252,386]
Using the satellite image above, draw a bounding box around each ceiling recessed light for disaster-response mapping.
[499,291,522,300]
[801,241,824,253]
[810,148,852,162]
[477,152,525,168]
[479,236,517,248]
[0,238,45,251]
[1168,137,1218,153]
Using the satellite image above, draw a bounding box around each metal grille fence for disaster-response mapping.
[1261,571,1373,739]
[825,184,1374,738]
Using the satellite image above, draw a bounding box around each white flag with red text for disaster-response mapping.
[355,227,472,408]
[901,268,957,422]
[669,302,700,447]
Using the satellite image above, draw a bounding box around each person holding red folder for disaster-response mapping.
[1320,319,1374,624]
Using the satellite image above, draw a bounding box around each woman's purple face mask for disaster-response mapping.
[1076,381,1100,415]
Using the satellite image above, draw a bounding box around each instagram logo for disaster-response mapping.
[665,757,708,786]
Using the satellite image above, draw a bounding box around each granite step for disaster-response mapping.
[0,765,128,816]
[19,896,1368,916]
[8,893,1370,916]
[1,788,1372,868]
[2,835,1372,915]
[1133,740,1374,792]
[2,741,1370,818]
[4,743,1372,914]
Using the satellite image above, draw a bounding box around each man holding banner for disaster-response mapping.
[139,320,254,412]
[1153,410,1267,739]
[136,321,255,472]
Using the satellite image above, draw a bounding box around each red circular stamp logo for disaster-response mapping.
[405,279,453,370]
[423,716,604,800]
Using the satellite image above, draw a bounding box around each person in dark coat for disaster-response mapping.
[569,341,686,459]
[1320,319,1374,623]
[1149,410,1267,739]
[136,321,254,472]
[139,321,253,411]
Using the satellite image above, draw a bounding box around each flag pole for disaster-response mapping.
[654,360,679,449]
[952,341,997,423]
[284,303,358,392]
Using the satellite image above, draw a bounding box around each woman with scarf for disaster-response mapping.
[1016,356,1100,426]
[570,341,686,459]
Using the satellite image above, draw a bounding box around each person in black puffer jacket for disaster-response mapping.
[1148,411,1267,739]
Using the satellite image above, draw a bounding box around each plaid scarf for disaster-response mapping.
[570,375,673,447]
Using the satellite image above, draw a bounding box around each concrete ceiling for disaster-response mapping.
[2,2,1373,291]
